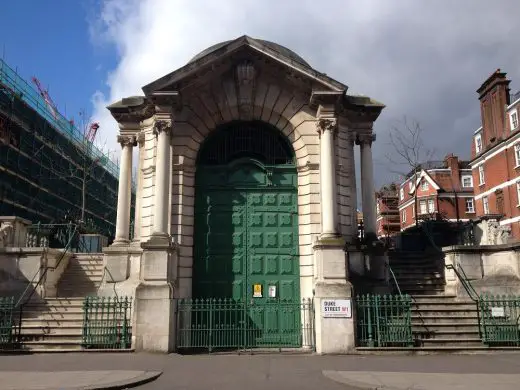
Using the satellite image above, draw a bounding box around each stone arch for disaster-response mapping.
[171,100,320,301]
[172,102,316,169]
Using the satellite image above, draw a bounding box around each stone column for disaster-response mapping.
[346,131,358,242]
[151,120,172,238]
[317,118,339,239]
[358,133,377,236]
[113,135,135,245]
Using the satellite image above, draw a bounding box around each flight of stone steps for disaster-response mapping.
[387,250,484,351]
[14,254,104,351]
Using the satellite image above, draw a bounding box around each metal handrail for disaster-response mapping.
[15,223,78,308]
[14,223,78,342]
[444,263,479,303]
[388,266,402,297]
[98,266,121,303]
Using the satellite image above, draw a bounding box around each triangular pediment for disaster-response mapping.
[142,35,347,95]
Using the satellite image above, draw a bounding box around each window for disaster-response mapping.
[465,198,475,213]
[402,210,406,223]
[400,188,404,200]
[515,144,520,167]
[475,134,482,154]
[462,175,473,188]
[376,203,380,214]
[517,183,520,206]
[419,200,427,215]
[428,199,435,213]
[420,180,429,191]
[511,110,519,130]
[483,196,489,214]
[478,165,485,185]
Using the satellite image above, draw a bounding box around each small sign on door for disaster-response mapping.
[268,285,277,298]
[253,284,263,298]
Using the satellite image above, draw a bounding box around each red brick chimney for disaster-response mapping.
[444,153,460,189]
[477,69,511,146]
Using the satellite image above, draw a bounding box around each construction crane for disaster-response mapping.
[85,122,100,143]
[31,77,58,120]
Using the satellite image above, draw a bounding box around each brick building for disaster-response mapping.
[397,155,475,230]
[470,69,520,238]
[375,183,400,238]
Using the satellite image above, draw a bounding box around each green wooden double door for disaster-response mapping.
[193,160,302,347]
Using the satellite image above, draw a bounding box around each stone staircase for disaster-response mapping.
[14,254,105,351]
[385,250,485,351]
[389,250,445,295]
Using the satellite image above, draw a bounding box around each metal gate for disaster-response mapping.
[176,298,314,351]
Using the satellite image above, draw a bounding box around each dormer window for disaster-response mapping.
[420,180,429,191]
[475,134,482,154]
[511,110,518,131]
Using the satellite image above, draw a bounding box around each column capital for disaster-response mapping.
[153,120,173,137]
[346,131,357,145]
[356,133,376,146]
[136,132,146,147]
[316,118,338,134]
[117,134,136,147]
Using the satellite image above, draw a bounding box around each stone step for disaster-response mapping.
[412,323,480,332]
[413,330,480,340]
[15,318,83,327]
[418,338,484,347]
[411,315,479,324]
[412,302,477,311]
[18,339,84,350]
[17,312,85,321]
[18,326,83,337]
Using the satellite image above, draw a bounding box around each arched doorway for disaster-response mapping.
[192,120,302,348]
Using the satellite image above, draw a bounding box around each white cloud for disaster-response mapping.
[90,0,520,186]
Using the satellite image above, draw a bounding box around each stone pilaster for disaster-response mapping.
[113,134,136,245]
[132,131,146,246]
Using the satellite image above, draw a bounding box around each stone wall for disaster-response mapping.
[444,242,520,296]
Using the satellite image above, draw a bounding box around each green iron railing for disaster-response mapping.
[176,298,314,352]
[356,294,413,347]
[82,296,132,349]
[479,293,520,346]
[0,297,14,347]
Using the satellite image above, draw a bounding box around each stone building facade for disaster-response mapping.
[102,36,384,353]
[470,69,520,239]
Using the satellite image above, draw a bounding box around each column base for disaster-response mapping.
[103,244,136,282]
[133,281,176,352]
[112,238,130,246]
[314,280,356,354]
[140,234,177,282]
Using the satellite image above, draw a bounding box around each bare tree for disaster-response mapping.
[386,116,436,228]
[46,110,116,231]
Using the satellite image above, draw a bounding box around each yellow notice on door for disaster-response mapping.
[253,284,262,298]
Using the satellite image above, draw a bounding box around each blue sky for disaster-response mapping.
[2,0,111,124]
[2,0,520,187]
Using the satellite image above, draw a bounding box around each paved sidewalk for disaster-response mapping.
[1,352,520,389]
[0,370,162,390]
[323,370,520,390]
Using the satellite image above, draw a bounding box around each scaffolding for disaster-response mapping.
[0,59,118,178]
[0,58,134,239]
